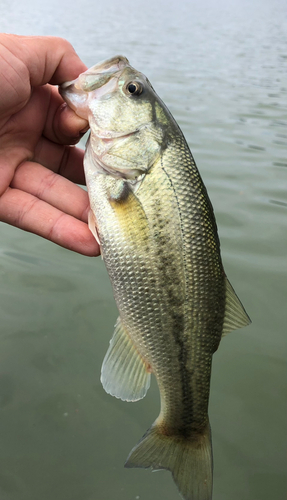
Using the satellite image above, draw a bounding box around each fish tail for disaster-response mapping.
[125,420,213,500]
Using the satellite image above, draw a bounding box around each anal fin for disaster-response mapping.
[100,318,151,402]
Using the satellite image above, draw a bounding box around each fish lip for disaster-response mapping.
[59,55,129,92]
[87,55,129,74]
[60,80,75,90]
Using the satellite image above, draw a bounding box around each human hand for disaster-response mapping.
[0,34,99,256]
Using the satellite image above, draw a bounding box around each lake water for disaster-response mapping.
[0,0,286,499]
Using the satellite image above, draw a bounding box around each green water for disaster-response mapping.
[0,0,286,499]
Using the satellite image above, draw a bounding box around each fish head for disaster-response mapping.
[60,56,170,179]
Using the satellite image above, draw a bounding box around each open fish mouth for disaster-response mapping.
[60,55,130,92]
[59,55,132,130]
[80,54,129,80]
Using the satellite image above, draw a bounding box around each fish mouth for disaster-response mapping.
[59,55,131,124]
[85,55,129,75]
[60,55,129,91]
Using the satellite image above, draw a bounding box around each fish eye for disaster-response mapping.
[126,81,142,96]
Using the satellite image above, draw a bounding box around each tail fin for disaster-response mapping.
[125,421,213,500]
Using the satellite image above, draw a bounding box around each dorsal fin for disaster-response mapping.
[222,277,251,336]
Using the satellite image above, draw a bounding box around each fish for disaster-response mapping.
[59,55,251,500]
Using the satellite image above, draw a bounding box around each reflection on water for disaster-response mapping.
[0,1,286,499]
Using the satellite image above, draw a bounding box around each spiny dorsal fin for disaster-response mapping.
[222,277,251,337]
[100,317,151,402]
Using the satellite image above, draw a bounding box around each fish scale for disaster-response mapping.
[59,55,251,500]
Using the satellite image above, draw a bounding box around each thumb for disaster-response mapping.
[0,34,87,86]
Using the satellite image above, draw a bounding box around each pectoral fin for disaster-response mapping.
[222,277,251,336]
[101,318,151,402]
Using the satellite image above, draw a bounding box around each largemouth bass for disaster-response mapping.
[59,56,251,500]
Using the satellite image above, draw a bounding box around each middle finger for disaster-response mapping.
[33,138,86,185]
